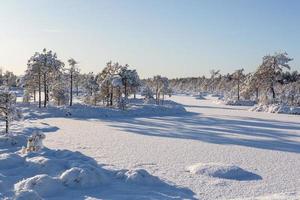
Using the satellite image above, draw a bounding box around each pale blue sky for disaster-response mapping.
[0,0,299,78]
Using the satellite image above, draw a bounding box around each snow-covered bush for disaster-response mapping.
[22,132,46,153]
[250,103,300,115]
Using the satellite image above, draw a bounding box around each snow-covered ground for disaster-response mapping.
[42,95,300,199]
[0,98,194,199]
[1,95,300,199]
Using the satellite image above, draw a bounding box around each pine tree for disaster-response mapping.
[27,49,64,108]
[67,58,79,106]
[0,89,21,134]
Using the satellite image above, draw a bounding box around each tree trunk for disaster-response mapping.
[33,89,36,102]
[271,83,276,100]
[237,79,240,101]
[118,87,121,99]
[110,86,113,106]
[43,73,47,107]
[106,95,109,106]
[46,86,49,103]
[5,95,8,134]
[156,84,159,105]
[76,83,79,96]
[124,80,127,98]
[256,88,259,101]
[291,94,294,105]
[70,71,73,106]
[5,113,8,134]
[38,70,41,108]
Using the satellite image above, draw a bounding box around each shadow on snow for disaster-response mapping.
[19,102,300,154]
[103,113,300,154]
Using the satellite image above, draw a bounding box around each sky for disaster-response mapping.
[0,0,299,78]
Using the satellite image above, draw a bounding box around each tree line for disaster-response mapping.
[170,52,300,106]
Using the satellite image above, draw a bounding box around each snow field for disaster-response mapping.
[0,98,195,199]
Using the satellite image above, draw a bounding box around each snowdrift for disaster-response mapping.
[250,104,300,115]
[22,98,187,120]
[15,174,63,197]
[0,135,195,199]
[186,163,261,181]
[116,168,163,186]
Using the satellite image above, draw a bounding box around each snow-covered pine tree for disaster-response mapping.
[119,65,141,99]
[209,70,221,94]
[51,72,69,106]
[0,89,21,134]
[153,75,163,105]
[254,52,293,103]
[67,58,79,106]
[27,49,64,108]
[2,71,17,88]
[231,69,245,101]
[151,75,169,105]
[141,85,154,101]
[83,72,99,105]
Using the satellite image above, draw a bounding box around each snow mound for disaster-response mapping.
[250,104,300,115]
[0,153,24,169]
[225,100,256,106]
[14,190,42,200]
[186,163,261,181]
[60,166,107,188]
[26,156,68,175]
[116,169,162,185]
[14,174,63,197]
[31,98,187,119]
